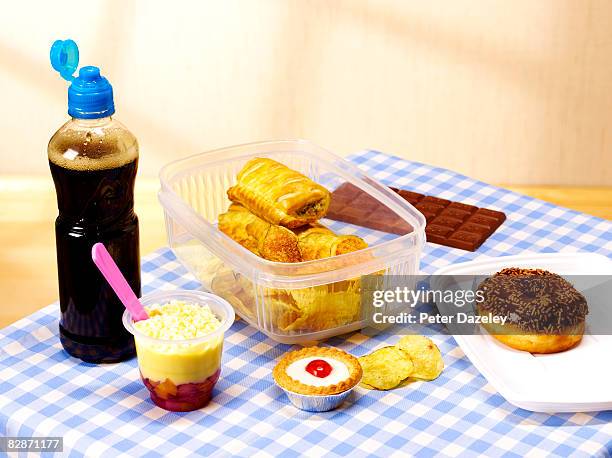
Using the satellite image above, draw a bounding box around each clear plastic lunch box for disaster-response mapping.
[158,140,425,344]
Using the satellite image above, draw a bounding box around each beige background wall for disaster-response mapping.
[0,0,610,184]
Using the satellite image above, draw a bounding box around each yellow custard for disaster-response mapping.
[133,300,223,385]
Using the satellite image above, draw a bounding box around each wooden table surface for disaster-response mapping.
[0,176,610,329]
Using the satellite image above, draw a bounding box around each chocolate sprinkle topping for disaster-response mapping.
[476,268,589,333]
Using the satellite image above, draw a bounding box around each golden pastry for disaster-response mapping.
[294,224,368,261]
[227,157,331,228]
[218,204,302,263]
[218,204,367,264]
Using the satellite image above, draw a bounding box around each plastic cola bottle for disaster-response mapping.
[48,39,140,363]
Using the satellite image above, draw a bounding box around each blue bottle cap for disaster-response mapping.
[50,39,115,119]
[50,39,79,81]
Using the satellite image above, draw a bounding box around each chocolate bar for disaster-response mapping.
[327,183,506,251]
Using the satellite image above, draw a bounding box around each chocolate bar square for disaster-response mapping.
[326,182,506,251]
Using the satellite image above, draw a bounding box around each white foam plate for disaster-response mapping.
[433,252,612,413]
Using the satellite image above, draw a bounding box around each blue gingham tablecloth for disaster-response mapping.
[1,150,611,458]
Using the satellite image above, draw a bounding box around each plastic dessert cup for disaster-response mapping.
[123,290,234,412]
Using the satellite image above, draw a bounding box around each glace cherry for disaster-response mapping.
[305,359,333,378]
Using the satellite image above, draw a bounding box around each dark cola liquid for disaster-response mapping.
[50,158,140,363]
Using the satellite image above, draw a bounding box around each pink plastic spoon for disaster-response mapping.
[91,242,149,322]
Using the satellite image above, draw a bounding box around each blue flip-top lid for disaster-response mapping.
[50,39,115,119]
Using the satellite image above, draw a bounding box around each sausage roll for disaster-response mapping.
[294,224,368,261]
[227,157,331,228]
[218,204,302,263]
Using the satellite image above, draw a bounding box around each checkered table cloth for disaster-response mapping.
[1,151,611,458]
